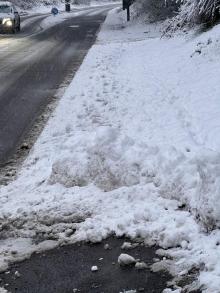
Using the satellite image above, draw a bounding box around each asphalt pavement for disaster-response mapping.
[0,237,172,293]
[0,5,116,165]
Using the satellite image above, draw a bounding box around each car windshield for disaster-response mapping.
[0,5,11,13]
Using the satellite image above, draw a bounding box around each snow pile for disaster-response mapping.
[49,128,160,191]
[1,6,220,293]
[48,128,220,230]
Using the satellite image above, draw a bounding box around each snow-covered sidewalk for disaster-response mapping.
[1,7,220,292]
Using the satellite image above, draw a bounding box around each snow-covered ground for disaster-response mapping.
[1,6,220,293]
[20,1,119,14]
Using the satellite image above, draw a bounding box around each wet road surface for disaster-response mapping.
[0,238,172,293]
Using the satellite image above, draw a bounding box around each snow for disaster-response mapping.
[14,271,21,278]
[163,289,181,293]
[121,241,138,250]
[134,262,148,270]
[1,5,220,293]
[91,265,99,271]
[118,254,136,266]
[104,243,110,249]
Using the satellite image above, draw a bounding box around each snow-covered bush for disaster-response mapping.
[180,0,220,25]
[133,0,180,21]
[133,0,220,29]
[10,0,61,9]
[162,0,220,33]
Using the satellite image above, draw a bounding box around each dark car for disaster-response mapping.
[0,1,20,33]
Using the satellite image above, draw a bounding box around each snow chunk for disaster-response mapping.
[121,242,139,250]
[118,254,136,266]
[91,266,99,272]
[163,289,181,293]
[14,271,21,278]
[135,262,148,270]
[104,244,111,250]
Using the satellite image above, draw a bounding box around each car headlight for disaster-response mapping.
[2,18,13,26]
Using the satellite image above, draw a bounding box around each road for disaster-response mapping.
[0,5,116,165]
[0,237,172,293]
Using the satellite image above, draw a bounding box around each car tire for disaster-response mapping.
[11,21,16,33]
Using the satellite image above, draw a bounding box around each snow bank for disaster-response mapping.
[1,6,220,293]
[48,125,220,230]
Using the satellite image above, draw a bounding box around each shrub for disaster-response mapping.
[133,0,180,21]
[180,0,220,25]
[134,0,220,27]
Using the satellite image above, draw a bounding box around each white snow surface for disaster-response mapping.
[1,7,220,293]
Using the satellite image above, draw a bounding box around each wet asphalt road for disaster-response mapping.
[0,238,171,293]
[0,5,116,165]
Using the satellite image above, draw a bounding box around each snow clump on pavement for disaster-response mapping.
[118,254,136,266]
[91,265,99,272]
[135,262,148,270]
[121,242,138,250]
